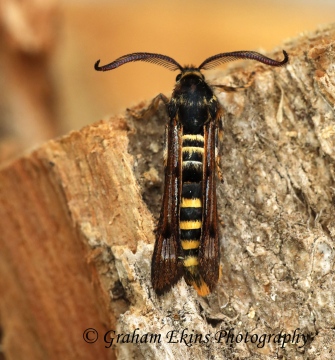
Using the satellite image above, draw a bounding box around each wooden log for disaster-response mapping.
[1,24,335,359]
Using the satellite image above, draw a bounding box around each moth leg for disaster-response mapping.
[213,71,255,92]
[152,93,170,107]
[216,157,223,183]
[216,119,224,184]
[127,93,169,119]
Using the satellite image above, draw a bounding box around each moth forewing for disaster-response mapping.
[199,119,220,291]
[151,117,183,294]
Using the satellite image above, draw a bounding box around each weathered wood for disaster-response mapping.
[0,118,154,359]
[1,24,335,359]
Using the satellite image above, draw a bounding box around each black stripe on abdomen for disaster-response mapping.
[180,207,202,221]
[182,182,202,199]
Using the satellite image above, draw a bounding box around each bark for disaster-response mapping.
[1,24,335,359]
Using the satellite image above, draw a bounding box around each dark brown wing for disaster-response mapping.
[151,117,183,295]
[198,117,220,292]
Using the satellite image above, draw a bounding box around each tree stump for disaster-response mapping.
[1,24,335,359]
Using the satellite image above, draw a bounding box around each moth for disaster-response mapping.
[95,50,288,296]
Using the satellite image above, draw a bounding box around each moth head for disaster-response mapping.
[176,68,205,82]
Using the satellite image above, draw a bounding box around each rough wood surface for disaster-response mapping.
[1,24,335,359]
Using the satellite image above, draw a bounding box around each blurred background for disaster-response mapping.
[0,0,334,162]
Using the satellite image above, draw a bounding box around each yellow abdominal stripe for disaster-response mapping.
[182,161,202,168]
[182,134,204,142]
[183,256,198,267]
[181,240,200,250]
[180,220,202,230]
[181,197,202,208]
[182,147,204,154]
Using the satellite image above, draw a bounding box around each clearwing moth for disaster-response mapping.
[95,50,288,296]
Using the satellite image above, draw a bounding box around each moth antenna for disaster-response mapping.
[95,52,183,72]
[198,50,288,70]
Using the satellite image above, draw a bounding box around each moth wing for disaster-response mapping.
[198,118,220,292]
[151,118,183,295]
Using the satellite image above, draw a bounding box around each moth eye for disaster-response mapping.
[176,73,182,81]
